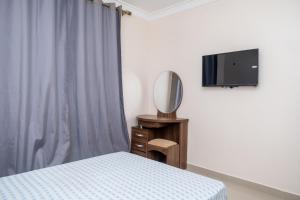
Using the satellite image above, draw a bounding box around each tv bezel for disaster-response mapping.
[202,49,259,88]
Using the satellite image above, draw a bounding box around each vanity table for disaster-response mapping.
[131,115,188,169]
[131,71,189,169]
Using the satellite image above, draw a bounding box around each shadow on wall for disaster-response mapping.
[122,68,143,135]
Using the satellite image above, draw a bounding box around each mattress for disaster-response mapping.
[0,152,227,200]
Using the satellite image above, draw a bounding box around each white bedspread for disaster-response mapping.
[0,152,227,200]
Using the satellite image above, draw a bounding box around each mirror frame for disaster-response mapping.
[153,71,183,119]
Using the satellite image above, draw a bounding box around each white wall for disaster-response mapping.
[122,0,300,195]
[121,16,151,132]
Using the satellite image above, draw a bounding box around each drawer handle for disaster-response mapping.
[135,133,144,137]
[135,144,144,148]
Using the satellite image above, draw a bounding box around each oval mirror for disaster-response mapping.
[154,71,183,113]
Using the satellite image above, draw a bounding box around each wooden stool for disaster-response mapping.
[147,139,179,167]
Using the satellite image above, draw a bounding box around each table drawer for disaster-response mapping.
[131,150,146,158]
[131,139,147,152]
[132,131,148,140]
[132,127,148,141]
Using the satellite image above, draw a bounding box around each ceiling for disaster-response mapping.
[122,0,186,12]
[107,0,218,20]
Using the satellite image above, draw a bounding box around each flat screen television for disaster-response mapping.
[202,49,259,87]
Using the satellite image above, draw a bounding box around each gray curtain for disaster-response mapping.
[0,0,129,177]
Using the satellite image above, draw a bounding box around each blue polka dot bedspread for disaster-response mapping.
[0,152,227,200]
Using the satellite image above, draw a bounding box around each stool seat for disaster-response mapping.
[147,138,179,167]
[148,139,177,148]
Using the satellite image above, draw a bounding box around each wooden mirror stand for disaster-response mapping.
[130,71,186,168]
[157,110,177,119]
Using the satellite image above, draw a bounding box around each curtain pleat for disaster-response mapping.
[0,0,129,177]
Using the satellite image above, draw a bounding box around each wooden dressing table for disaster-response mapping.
[131,115,188,169]
[131,71,188,169]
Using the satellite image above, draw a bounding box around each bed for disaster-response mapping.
[0,152,227,200]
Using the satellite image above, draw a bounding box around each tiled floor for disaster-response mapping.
[187,166,299,200]
[223,178,288,200]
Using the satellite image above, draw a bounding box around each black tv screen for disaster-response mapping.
[202,49,259,87]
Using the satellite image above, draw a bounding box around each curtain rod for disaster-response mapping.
[88,0,132,16]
